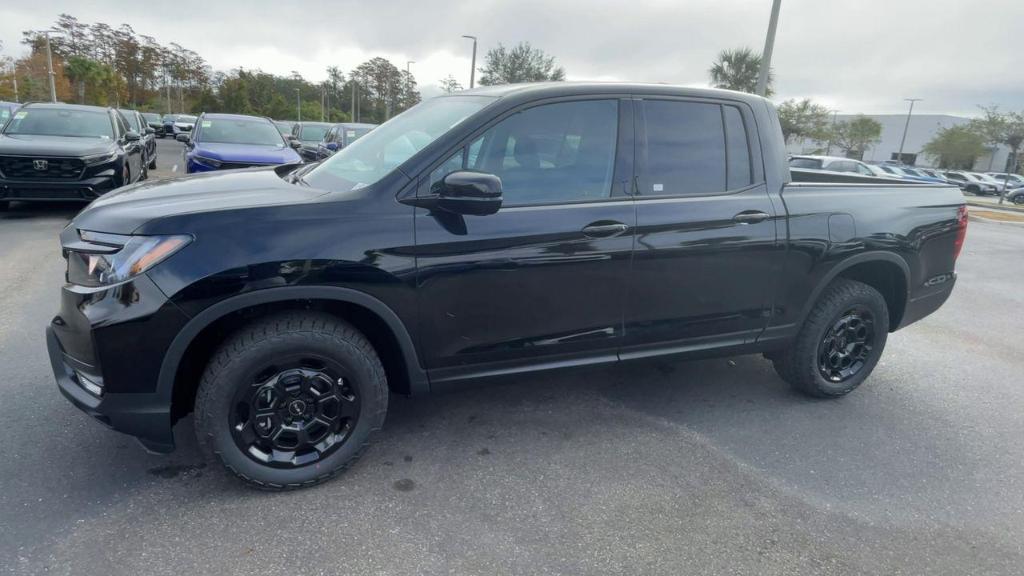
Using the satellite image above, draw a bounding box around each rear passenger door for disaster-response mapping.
[621,98,781,358]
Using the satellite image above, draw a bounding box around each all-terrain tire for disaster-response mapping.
[772,278,889,398]
[195,312,388,490]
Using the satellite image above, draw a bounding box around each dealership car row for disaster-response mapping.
[789,154,1024,204]
[0,100,376,207]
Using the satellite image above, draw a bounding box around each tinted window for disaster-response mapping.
[117,110,142,131]
[643,100,725,195]
[299,124,330,142]
[724,106,752,188]
[198,118,285,146]
[790,158,823,169]
[1,108,116,138]
[464,99,619,205]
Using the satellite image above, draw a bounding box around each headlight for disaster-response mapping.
[193,155,222,168]
[82,151,118,166]
[66,230,192,287]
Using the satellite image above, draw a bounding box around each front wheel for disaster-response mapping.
[772,278,889,398]
[195,312,388,490]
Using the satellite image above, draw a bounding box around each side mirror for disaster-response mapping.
[125,130,141,142]
[289,139,302,149]
[176,133,190,143]
[436,171,503,216]
[145,127,155,135]
[326,142,339,151]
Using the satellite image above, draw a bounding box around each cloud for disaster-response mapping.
[2,0,1020,115]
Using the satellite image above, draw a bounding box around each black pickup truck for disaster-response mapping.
[47,83,966,490]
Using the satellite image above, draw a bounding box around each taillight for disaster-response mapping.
[952,205,968,262]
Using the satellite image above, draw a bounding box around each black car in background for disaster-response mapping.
[274,120,296,139]
[143,112,164,137]
[315,122,376,160]
[118,108,158,171]
[0,102,145,209]
[289,121,332,161]
[161,114,177,138]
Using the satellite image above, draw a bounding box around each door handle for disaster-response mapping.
[582,222,630,238]
[733,210,770,224]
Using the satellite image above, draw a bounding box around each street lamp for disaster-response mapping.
[461,35,477,89]
[897,98,922,164]
[295,88,301,122]
[756,0,782,97]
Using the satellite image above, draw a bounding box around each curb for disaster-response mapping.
[968,213,1024,226]
[966,200,1024,214]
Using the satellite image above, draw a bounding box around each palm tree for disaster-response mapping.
[708,47,772,96]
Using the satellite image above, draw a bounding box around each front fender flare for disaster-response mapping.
[155,286,430,407]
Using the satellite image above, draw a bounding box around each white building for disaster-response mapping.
[786,114,1014,171]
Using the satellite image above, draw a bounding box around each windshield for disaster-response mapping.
[117,110,142,131]
[343,127,373,144]
[3,108,113,139]
[274,122,294,134]
[142,113,161,123]
[177,115,198,123]
[197,117,285,146]
[304,96,493,192]
[299,124,331,142]
[163,115,177,122]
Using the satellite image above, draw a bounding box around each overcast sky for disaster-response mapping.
[2,0,1020,116]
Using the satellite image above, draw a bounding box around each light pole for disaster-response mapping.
[295,88,301,122]
[756,0,782,97]
[897,98,922,164]
[10,65,18,103]
[462,35,477,89]
[826,110,839,155]
[31,31,59,102]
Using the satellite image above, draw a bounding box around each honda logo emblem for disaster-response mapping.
[33,159,48,171]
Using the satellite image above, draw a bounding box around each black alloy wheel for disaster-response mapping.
[817,308,875,383]
[230,355,360,469]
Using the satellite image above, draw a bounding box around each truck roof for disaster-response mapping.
[458,82,771,107]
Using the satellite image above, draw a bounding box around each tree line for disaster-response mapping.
[710,47,1023,171]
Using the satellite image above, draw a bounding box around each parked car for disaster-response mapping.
[0,102,145,209]
[1003,187,1024,204]
[789,154,879,176]
[142,112,164,137]
[289,121,332,161]
[161,114,178,138]
[118,108,158,171]
[0,101,21,128]
[178,112,302,173]
[889,166,947,184]
[984,172,1024,189]
[944,171,999,195]
[48,83,965,489]
[916,168,960,185]
[172,114,198,136]
[274,120,296,138]
[315,122,377,160]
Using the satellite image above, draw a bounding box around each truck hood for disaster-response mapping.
[70,166,325,234]
[0,134,115,157]
[193,142,300,164]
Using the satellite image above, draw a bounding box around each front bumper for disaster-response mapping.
[48,274,191,453]
[48,326,175,452]
[0,173,118,202]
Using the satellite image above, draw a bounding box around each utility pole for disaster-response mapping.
[165,72,171,113]
[350,80,356,122]
[325,82,330,122]
[42,32,57,103]
[11,66,18,103]
[462,35,477,89]
[295,88,301,122]
[321,84,325,122]
[756,0,782,97]
[897,98,922,164]
[826,110,839,156]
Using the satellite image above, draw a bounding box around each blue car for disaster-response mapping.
[179,113,302,173]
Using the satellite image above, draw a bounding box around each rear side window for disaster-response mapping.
[642,100,725,195]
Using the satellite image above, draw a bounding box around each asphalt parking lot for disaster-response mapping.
[1,146,1022,575]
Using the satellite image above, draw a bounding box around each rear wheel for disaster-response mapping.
[772,278,889,398]
[195,312,388,490]
[149,155,157,170]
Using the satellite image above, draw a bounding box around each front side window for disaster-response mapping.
[303,95,493,193]
[117,110,142,132]
[455,99,619,205]
[642,100,726,196]
[855,163,874,176]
